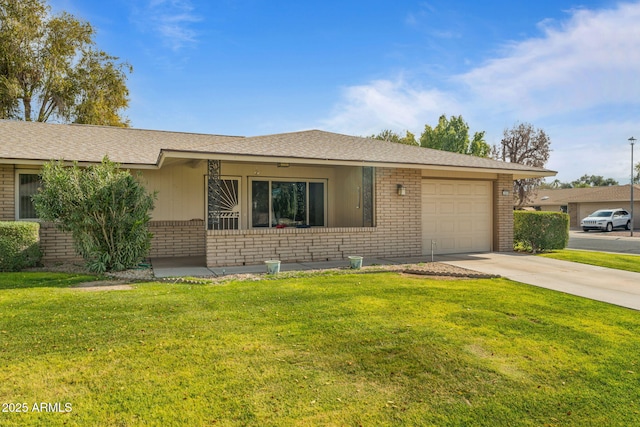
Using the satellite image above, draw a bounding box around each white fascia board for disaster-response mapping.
[160,150,556,180]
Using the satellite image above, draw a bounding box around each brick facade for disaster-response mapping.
[493,174,514,251]
[148,220,206,257]
[39,219,206,262]
[206,167,423,267]
[30,167,516,265]
[0,164,14,221]
[39,222,82,262]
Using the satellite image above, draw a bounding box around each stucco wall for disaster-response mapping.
[205,167,423,267]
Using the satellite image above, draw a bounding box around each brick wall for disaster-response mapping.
[493,174,514,252]
[39,222,82,262]
[206,167,423,267]
[148,220,205,257]
[39,219,206,262]
[0,164,14,221]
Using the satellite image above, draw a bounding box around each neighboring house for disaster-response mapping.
[527,185,640,229]
[0,120,554,267]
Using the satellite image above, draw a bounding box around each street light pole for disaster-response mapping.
[630,137,636,237]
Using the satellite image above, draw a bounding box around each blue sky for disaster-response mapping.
[50,0,640,183]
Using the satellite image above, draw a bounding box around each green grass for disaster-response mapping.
[539,249,640,273]
[1,272,640,426]
[0,272,97,290]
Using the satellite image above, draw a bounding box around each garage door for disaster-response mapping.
[422,180,492,255]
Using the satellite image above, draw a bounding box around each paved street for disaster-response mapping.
[568,230,640,254]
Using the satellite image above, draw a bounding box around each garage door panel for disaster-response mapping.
[458,201,472,211]
[422,180,492,255]
[473,183,490,195]
[474,203,490,215]
[459,221,472,233]
[440,184,455,195]
[458,184,472,195]
[437,202,454,215]
[439,238,456,251]
[458,237,473,251]
[423,183,437,196]
[439,220,455,233]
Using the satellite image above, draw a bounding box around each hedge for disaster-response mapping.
[0,221,42,271]
[514,211,569,253]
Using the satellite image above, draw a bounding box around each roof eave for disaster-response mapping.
[0,157,160,170]
[160,150,556,179]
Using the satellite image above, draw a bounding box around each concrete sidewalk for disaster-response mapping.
[439,252,640,311]
[151,255,439,278]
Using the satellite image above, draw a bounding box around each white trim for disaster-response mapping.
[2,152,555,179]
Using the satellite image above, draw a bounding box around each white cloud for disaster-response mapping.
[458,2,640,118]
[321,78,461,136]
[322,2,640,182]
[134,0,201,51]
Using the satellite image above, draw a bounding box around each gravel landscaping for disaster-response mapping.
[27,258,494,286]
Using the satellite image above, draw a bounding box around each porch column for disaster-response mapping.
[493,174,514,252]
[207,160,221,230]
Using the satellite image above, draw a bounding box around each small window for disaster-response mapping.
[17,173,41,220]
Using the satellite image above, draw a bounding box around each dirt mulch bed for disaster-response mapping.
[28,260,495,286]
[70,280,134,291]
[154,262,499,285]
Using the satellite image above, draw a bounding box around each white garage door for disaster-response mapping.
[422,180,492,255]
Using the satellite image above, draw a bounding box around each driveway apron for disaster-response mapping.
[439,253,640,311]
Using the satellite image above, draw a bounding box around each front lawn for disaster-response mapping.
[1,272,639,426]
[539,249,640,273]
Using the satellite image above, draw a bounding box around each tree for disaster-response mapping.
[539,179,571,189]
[570,174,618,188]
[419,114,490,157]
[33,158,156,273]
[0,0,131,125]
[635,162,640,185]
[371,129,418,145]
[494,122,551,208]
[540,175,619,189]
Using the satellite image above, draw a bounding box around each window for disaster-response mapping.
[251,179,325,228]
[17,173,41,219]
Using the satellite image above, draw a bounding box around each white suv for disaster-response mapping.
[580,209,631,232]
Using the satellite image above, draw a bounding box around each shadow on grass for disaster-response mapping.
[0,272,97,290]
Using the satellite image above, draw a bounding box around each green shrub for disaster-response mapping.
[514,211,569,253]
[33,157,156,273]
[0,221,42,271]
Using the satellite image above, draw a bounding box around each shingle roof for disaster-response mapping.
[0,120,554,177]
[529,185,640,205]
[566,184,640,203]
[0,119,240,165]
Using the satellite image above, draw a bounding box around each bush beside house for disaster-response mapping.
[0,221,41,271]
[33,157,156,273]
[514,211,569,253]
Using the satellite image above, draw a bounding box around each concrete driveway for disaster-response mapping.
[439,252,640,311]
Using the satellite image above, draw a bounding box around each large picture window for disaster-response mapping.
[17,173,41,220]
[251,179,325,228]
